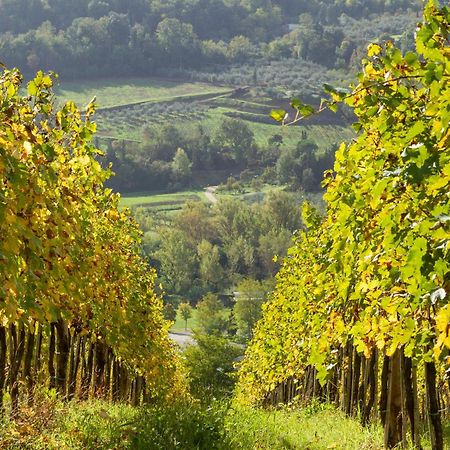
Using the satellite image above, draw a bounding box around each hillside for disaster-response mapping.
[0,0,420,79]
[1,2,449,450]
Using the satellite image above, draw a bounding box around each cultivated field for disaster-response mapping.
[54,77,354,151]
[54,77,231,109]
[119,190,206,209]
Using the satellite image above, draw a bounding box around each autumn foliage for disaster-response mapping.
[0,67,186,413]
[237,2,450,448]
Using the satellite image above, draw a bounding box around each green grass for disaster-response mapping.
[226,404,385,450]
[0,397,227,450]
[3,397,447,450]
[196,107,354,149]
[170,308,199,333]
[54,77,354,149]
[215,183,285,203]
[54,77,231,110]
[170,307,234,334]
[119,190,206,209]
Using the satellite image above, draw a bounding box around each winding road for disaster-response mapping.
[169,332,195,347]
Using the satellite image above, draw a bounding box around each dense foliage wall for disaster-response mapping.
[236,2,450,448]
[0,0,420,78]
[0,67,185,413]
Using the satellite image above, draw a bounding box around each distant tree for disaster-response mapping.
[142,125,185,162]
[233,279,272,339]
[301,167,318,191]
[201,39,227,63]
[214,118,255,165]
[264,37,292,59]
[156,17,199,68]
[258,229,292,276]
[244,4,283,41]
[178,302,193,331]
[87,0,111,19]
[183,332,242,398]
[261,134,283,165]
[196,293,228,335]
[225,176,237,191]
[260,190,302,232]
[215,198,258,244]
[276,140,319,190]
[175,201,213,244]
[268,134,283,148]
[171,147,192,184]
[276,148,296,184]
[106,12,130,45]
[223,236,255,277]
[163,303,177,322]
[197,240,223,289]
[226,35,253,62]
[155,229,198,294]
[250,177,262,191]
[290,13,318,59]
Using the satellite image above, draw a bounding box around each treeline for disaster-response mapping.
[237,4,450,449]
[0,0,419,78]
[0,68,184,415]
[104,119,335,193]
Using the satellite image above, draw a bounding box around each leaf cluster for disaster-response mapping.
[236,1,450,405]
[0,68,186,399]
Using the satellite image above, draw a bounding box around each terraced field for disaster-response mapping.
[55,77,354,150]
[54,77,231,109]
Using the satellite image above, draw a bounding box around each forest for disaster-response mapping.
[105,120,335,192]
[0,0,420,78]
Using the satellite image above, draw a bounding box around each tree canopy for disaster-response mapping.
[0,0,420,78]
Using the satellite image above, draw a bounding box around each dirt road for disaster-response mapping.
[204,185,218,204]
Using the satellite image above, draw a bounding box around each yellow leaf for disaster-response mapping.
[367,43,382,57]
[23,141,32,157]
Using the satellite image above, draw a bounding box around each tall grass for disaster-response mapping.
[0,395,447,450]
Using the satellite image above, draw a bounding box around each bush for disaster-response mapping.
[183,333,243,399]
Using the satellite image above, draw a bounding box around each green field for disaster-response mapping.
[54,77,354,151]
[170,307,232,333]
[195,107,354,149]
[119,190,207,209]
[119,190,210,235]
[170,308,199,333]
[54,77,231,110]
[119,184,302,220]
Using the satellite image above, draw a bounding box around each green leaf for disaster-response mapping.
[404,51,418,65]
[290,98,302,109]
[27,80,38,96]
[366,106,378,117]
[323,83,337,94]
[6,82,15,99]
[299,104,315,117]
[405,121,425,142]
[329,103,338,113]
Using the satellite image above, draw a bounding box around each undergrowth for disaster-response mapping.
[0,393,447,449]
